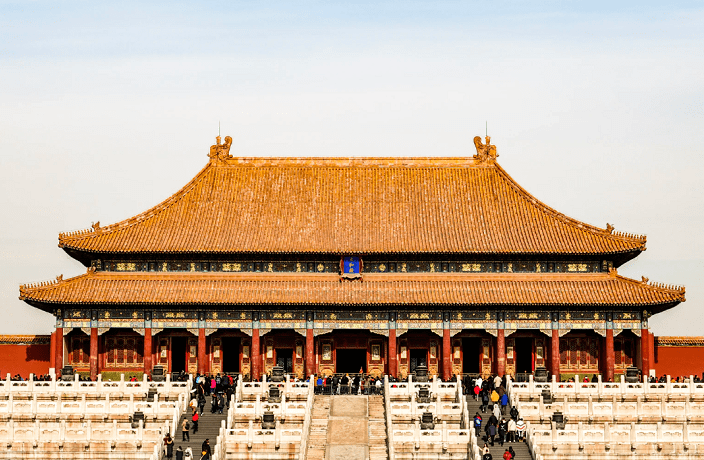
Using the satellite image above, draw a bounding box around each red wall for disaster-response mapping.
[654,345,704,379]
[0,344,51,378]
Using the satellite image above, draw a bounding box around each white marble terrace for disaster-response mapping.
[0,372,191,460]
[210,375,315,460]
[510,374,704,460]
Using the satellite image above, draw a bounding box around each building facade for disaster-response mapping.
[20,136,685,381]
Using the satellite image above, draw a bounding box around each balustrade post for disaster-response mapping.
[578,421,583,448]
[588,395,593,420]
[630,422,636,448]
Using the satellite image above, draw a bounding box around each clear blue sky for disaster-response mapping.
[1,1,702,335]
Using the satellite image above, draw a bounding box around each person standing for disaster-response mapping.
[181,418,190,441]
[201,439,212,460]
[192,411,199,434]
[516,417,526,442]
[507,417,517,443]
[473,412,483,438]
[487,421,497,446]
[164,433,174,458]
[503,449,512,460]
[175,446,184,460]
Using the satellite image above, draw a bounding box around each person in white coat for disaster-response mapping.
[516,417,526,441]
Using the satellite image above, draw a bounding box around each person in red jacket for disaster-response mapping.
[503,449,512,460]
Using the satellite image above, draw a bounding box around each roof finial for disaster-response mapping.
[216,122,222,146]
[473,135,498,162]
[209,135,233,161]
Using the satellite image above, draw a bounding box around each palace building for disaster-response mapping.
[19,136,685,381]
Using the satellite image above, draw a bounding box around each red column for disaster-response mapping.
[55,327,63,370]
[50,330,56,371]
[388,328,397,378]
[496,329,505,377]
[641,327,650,378]
[442,328,451,381]
[605,329,615,382]
[251,328,261,381]
[649,332,655,369]
[89,327,99,380]
[143,328,152,377]
[551,330,560,380]
[198,328,207,375]
[306,329,315,377]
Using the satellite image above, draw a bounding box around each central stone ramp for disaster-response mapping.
[306,395,331,460]
[327,395,369,460]
[368,394,389,460]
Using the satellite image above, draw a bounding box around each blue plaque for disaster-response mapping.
[343,256,360,274]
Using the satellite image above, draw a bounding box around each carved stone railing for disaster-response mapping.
[509,374,704,400]
[0,372,191,396]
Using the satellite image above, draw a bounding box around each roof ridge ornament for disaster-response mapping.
[606,223,614,234]
[209,135,233,162]
[473,136,498,162]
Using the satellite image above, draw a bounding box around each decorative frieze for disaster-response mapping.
[97,258,607,274]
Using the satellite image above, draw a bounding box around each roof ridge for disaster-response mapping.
[19,269,93,299]
[610,269,686,299]
[59,162,214,245]
[491,162,647,246]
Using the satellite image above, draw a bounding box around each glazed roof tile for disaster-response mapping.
[20,270,684,311]
[58,156,645,256]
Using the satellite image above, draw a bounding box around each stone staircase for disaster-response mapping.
[368,394,389,460]
[175,404,227,458]
[466,394,533,460]
[306,395,331,460]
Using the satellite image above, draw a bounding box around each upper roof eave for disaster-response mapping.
[57,151,647,257]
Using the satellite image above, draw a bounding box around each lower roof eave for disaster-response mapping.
[25,300,681,315]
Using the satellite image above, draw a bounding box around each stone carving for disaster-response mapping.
[473,136,498,162]
[209,136,233,161]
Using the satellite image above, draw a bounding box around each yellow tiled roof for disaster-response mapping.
[58,157,646,256]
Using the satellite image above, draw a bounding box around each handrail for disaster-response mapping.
[298,375,315,458]
[384,375,395,460]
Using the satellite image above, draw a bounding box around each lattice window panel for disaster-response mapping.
[579,339,588,366]
[623,339,633,366]
[589,340,599,367]
[106,336,144,367]
[560,339,568,365]
[569,339,578,365]
[69,337,90,365]
[615,340,622,366]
